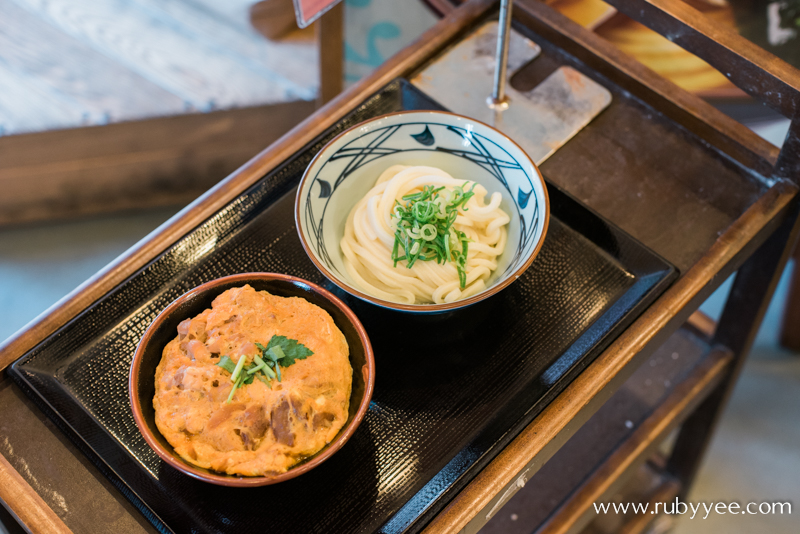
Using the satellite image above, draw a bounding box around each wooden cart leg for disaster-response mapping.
[778,121,800,352]
[317,2,344,107]
[667,197,800,498]
[778,240,800,351]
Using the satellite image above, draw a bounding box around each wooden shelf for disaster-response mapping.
[535,351,731,534]
[478,314,730,534]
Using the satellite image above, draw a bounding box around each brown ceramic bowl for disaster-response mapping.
[129,273,375,487]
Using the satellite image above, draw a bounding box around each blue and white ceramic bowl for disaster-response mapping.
[295,110,549,313]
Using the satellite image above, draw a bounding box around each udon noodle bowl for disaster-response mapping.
[340,165,510,304]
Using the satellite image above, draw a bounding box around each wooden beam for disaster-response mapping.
[514,0,780,178]
[685,310,716,340]
[668,194,800,497]
[317,2,344,107]
[535,349,731,534]
[616,479,681,534]
[603,0,800,120]
[0,100,315,226]
[777,120,800,182]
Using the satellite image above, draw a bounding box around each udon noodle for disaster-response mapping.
[340,165,510,304]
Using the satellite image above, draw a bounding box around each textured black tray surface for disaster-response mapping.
[10,80,676,534]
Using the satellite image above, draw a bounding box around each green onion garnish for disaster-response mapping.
[266,345,286,361]
[390,183,475,288]
[227,374,243,403]
[218,336,314,402]
[247,356,266,375]
[230,355,247,383]
[262,363,276,379]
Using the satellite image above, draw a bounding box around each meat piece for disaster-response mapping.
[271,398,295,447]
[184,410,206,434]
[187,318,207,342]
[177,318,191,340]
[207,403,246,430]
[169,366,186,390]
[290,396,309,421]
[242,405,268,440]
[181,365,214,391]
[312,412,336,430]
[186,340,211,362]
[206,337,224,355]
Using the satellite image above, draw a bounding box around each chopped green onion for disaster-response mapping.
[390,182,475,289]
[247,355,266,374]
[262,364,276,379]
[268,345,286,361]
[405,228,421,240]
[227,375,243,403]
[420,224,437,241]
[217,336,315,397]
[230,355,247,383]
[246,364,264,375]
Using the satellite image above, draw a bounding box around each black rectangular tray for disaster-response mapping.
[9,79,677,534]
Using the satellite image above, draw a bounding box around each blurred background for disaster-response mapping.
[0,0,798,533]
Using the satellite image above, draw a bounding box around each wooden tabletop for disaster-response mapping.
[1,0,799,532]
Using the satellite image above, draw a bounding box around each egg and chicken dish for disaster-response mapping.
[153,285,352,476]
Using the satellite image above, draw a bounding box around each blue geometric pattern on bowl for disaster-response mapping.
[297,111,548,309]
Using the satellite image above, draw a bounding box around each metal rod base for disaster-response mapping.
[491,0,514,105]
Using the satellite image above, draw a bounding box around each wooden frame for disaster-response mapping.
[419,1,800,532]
[1,0,799,532]
[535,347,733,534]
[317,1,345,107]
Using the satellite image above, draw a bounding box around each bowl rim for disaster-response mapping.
[295,109,551,313]
[129,272,375,487]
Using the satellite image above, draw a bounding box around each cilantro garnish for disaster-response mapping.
[216,355,236,374]
[262,336,314,366]
[390,183,475,289]
[216,336,314,403]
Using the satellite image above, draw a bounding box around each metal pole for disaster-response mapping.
[489,0,513,109]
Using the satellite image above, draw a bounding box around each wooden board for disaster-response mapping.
[0,100,315,225]
[0,59,86,135]
[0,378,152,534]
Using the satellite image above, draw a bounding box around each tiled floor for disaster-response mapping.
[0,0,316,135]
[0,207,178,342]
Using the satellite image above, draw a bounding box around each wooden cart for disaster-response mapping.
[1,0,798,533]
